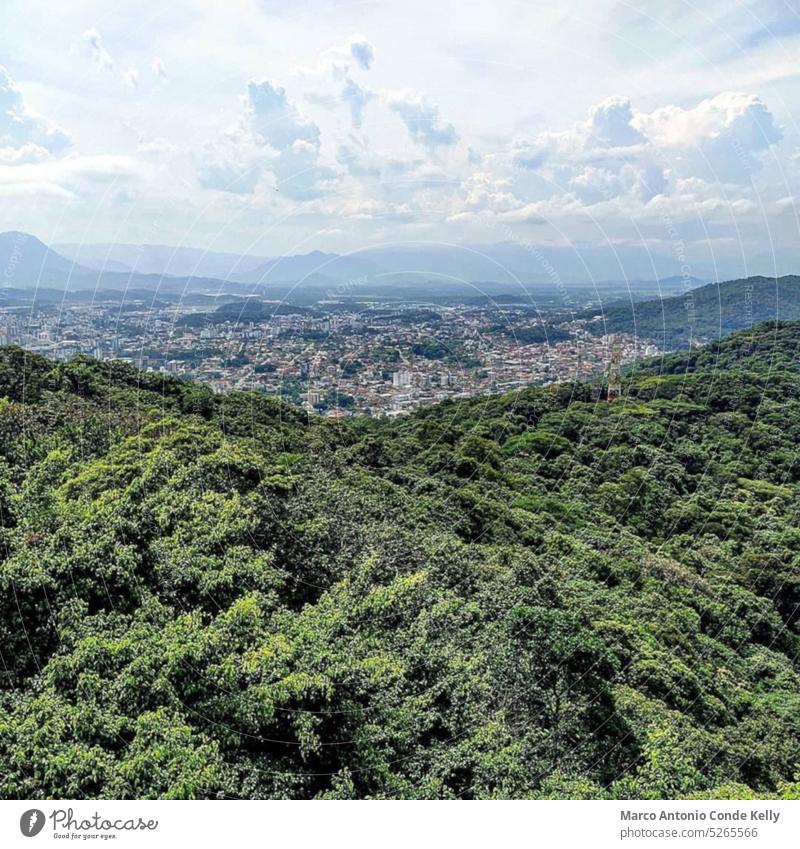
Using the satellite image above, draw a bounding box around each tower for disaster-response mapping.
[607,334,622,402]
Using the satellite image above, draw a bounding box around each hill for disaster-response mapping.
[0,323,799,800]
[0,231,261,300]
[177,298,313,327]
[584,275,800,349]
[0,231,94,287]
[5,232,718,298]
[630,320,800,377]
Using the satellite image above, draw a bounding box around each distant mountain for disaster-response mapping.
[236,250,385,286]
[583,275,800,348]
[54,242,271,280]
[0,231,269,303]
[354,242,707,288]
[50,238,711,289]
[0,231,94,286]
[0,234,787,322]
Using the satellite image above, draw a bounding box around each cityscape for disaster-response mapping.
[0,297,660,416]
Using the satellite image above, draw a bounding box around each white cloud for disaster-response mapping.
[297,35,376,131]
[336,143,423,179]
[496,89,783,225]
[0,2,793,267]
[348,35,375,71]
[297,33,376,79]
[269,138,335,200]
[0,154,142,200]
[198,132,263,194]
[586,97,646,148]
[385,91,458,150]
[460,163,518,215]
[199,80,332,200]
[82,27,113,71]
[341,77,372,129]
[511,139,548,171]
[124,67,139,89]
[0,67,71,155]
[0,143,52,166]
[634,91,782,181]
[247,80,320,151]
[136,135,177,157]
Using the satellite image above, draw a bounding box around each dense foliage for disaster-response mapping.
[1,322,799,800]
[584,275,800,348]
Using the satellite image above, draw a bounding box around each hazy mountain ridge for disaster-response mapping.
[14,232,714,290]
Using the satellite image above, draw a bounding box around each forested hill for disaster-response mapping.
[630,320,800,377]
[1,323,800,800]
[584,275,800,349]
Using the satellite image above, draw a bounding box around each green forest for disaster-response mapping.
[1,321,800,800]
[583,275,800,348]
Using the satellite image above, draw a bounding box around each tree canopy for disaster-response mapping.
[1,322,799,800]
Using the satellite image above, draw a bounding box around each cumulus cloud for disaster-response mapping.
[0,144,52,166]
[568,160,668,205]
[121,122,178,159]
[385,91,458,150]
[633,91,782,181]
[0,67,134,204]
[635,91,780,149]
[82,28,113,71]
[336,141,426,179]
[348,35,375,71]
[511,138,548,171]
[495,89,783,226]
[268,139,335,200]
[297,33,376,79]
[341,77,372,128]
[198,132,263,194]
[247,81,320,151]
[0,154,142,200]
[0,67,71,155]
[332,140,456,221]
[586,97,646,147]
[199,80,332,200]
[298,35,376,129]
[460,163,518,215]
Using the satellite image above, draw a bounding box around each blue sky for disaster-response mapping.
[0,0,799,278]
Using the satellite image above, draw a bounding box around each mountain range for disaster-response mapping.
[54,239,710,289]
[3,231,713,294]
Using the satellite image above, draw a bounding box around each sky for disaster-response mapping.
[1,0,799,278]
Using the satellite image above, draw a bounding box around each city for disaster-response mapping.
[0,297,661,416]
